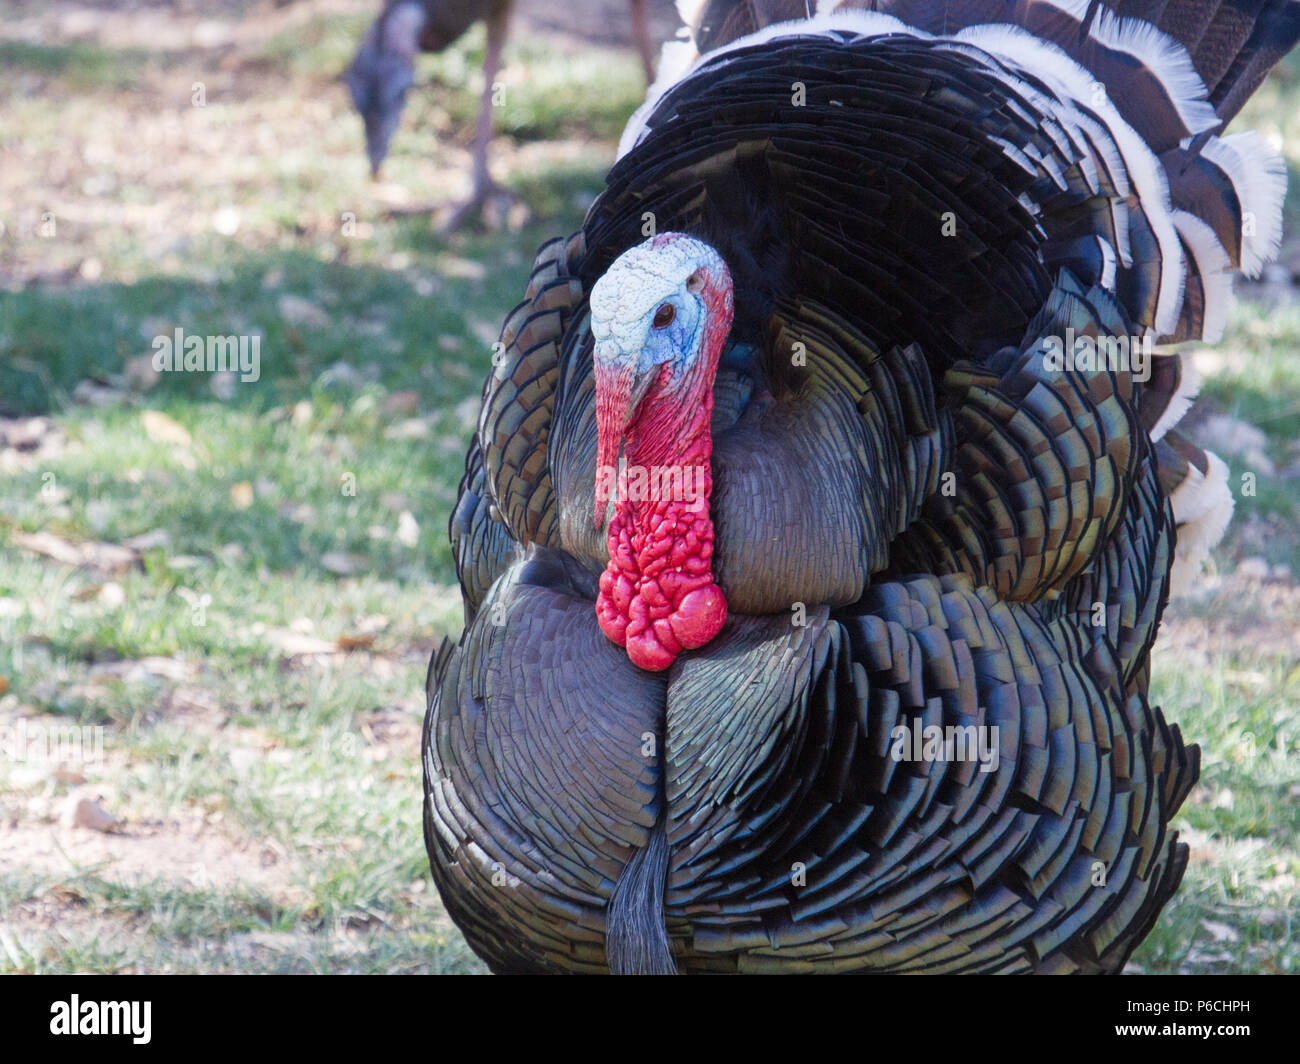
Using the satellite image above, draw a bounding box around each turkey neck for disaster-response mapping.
[623,369,715,471]
[595,288,731,672]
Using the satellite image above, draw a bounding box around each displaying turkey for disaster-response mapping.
[345,0,659,229]
[423,0,1298,973]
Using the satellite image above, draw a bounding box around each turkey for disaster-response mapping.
[346,0,659,229]
[423,0,1298,973]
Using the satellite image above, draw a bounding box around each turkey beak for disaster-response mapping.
[365,120,391,180]
[362,94,407,180]
[593,349,656,529]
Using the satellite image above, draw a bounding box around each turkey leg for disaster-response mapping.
[440,2,518,232]
[628,0,656,84]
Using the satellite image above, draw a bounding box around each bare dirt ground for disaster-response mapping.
[1163,575,1300,662]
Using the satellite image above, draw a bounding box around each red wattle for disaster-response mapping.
[596,570,629,645]
[669,584,727,649]
[627,628,677,672]
[594,433,726,672]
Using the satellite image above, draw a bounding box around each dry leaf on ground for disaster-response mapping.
[10,531,138,576]
[141,410,193,448]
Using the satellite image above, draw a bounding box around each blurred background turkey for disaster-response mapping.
[0,0,1297,976]
[344,0,660,229]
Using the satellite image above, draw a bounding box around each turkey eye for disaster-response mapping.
[652,303,675,329]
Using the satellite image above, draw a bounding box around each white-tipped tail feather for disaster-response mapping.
[1148,346,1202,445]
[1171,210,1233,345]
[1086,7,1220,138]
[1196,131,1288,277]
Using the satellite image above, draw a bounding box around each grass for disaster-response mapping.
[1136,640,1300,974]
[0,39,156,90]
[0,0,1296,974]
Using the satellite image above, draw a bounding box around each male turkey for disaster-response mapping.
[423,0,1298,973]
[346,0,658,229]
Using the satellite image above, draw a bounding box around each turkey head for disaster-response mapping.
[589,233,733,671]
[345,2,426,177]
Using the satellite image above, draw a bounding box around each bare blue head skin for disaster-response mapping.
[344,2,427,177]
[588,233,727,418]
